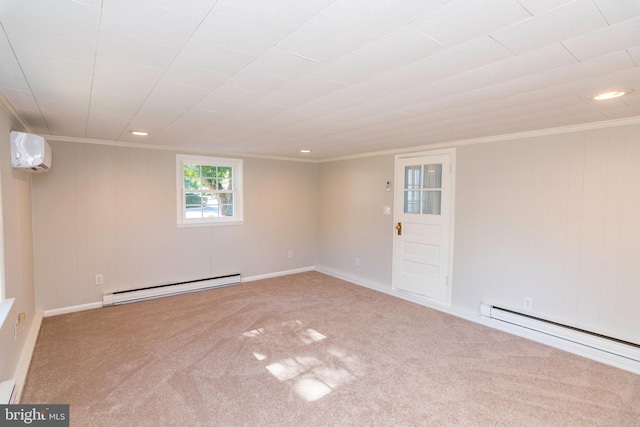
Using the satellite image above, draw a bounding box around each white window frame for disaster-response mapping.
[176,154,244,227]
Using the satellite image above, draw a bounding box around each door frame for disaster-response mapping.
[392,148,457,306]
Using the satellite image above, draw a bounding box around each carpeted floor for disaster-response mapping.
[22,272,640,426]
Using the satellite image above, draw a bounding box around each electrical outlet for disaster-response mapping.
[355,257,360,266]
[523,297,533,312]
[95,274,104,285]
[288,250,293,258]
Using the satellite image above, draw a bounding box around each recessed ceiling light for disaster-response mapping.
[129,130,149,136]
[593,90,628,100]
[300,149,312,153]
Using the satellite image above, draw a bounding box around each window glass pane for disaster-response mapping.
[404,190,420,214]
[422,190,441,215]
[219,194,234,217]
[217,177,232,190]
[184,177,201,190]
[184,164,200,175]
[185,192,205,206]
[218,166,232,179]
[404,166,421,189]
[200,177,215,191]
[423,164,442,189]
[201,165,216,177]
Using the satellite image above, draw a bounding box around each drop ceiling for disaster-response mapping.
[0,0,638,160]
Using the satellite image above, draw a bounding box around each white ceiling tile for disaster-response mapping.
[93,56,164,84]
[597,67,640,89]
[562,16,640,61]
[485,44,577,80]
[354,25,445,69]
[162,63,227,92]
[491,0,607,54]
[126,105,185,134]
[144,81,208,110]
[175,38,255,74]
[5,26,97,65]
[101,0,200,49]
[0,0,101,40]
[242,47,325,81]
[277,15,373,64]
[322,0,443,38]
[0,87,38,111]
[165,109,226,132]
[145,129,191,145]
[305,55,391,86]
[592,0,640,25]
[224,70,290,95]
[196,85,262,112]
[220,0,335,29]
[515,0,574,16]
[142,0,218,20]
[411,0,530,47]
[628,47,640,65]
[425,36,514,74]
[97,31,178,69]
[543,51,637,84]
[195,2,293,57]
[0,38,29,91]
[308,94,362,111]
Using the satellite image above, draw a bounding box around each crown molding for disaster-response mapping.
[43,134,317,163]
[317,116,640,163]
[35,115,640,164]
[0,91,31,132]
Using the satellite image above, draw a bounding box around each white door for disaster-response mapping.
[392,150,454,305]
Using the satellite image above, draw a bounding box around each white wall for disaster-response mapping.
[317,122,640,345]
[454,124,640,344]
[0,108,36,383]
[317,155,394,288]
[31,141,317,311]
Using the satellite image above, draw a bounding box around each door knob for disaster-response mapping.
[396,222,402,236]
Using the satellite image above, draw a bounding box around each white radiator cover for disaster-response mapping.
[480,303,640,364]
[103,274,241,306]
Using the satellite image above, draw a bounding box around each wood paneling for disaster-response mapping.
[455,123,640,344]
[31,142,317,311]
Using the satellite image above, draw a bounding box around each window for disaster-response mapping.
[403,163,442,215]
[176,154,243,226]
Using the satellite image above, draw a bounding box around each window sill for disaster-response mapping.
[177,220,245,228]
[0,298,15,330]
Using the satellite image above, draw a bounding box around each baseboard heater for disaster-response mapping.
[103,274,241,307]
[480,304,640,363]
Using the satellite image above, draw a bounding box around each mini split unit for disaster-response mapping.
[10,131,52,173]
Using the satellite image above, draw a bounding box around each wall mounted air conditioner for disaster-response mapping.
[10,131,52,173]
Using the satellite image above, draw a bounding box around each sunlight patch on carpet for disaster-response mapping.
[241,319,362,402]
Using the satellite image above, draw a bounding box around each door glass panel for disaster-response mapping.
[404,191,420,214]
[404,166,421,189]
[423,164,442,189]
[422,190,441,215]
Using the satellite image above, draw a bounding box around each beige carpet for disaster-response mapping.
[22,272,640,426]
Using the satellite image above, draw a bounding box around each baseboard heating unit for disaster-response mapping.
[103,274,241,307]
[480,303,640,368]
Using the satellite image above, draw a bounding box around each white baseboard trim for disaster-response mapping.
[44,302,103,318]
[315,266,640,375]
[42,267,316,316]
[242,266,315,283]
[13,311,43,403]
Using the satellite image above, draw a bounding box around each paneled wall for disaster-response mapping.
[317,122,640,345]
[317,155,395,288]
[31,141,317,311]
[0,109,36,382]
[454,124,640,344]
